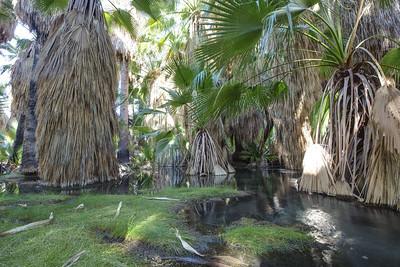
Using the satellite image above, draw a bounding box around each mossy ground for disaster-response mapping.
[0,187,312,266]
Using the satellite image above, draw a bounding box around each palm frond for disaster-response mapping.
[381,47,400,81]
[192,81,287,127]
[34,0,68,13]
[196,0,280,70]
[131,0,176,20]
[105,9,137,39]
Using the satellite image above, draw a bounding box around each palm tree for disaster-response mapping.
[0,0,16,43]
[196,0,319,170]
[195,0,400,207]
[35,0,119,187]
[12,0,62,174]
[110,17,136,163]
[163,56,286,175]
[364,80,400,209]
[10,42,33,163]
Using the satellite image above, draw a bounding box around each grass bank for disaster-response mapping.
[0,187,312,266]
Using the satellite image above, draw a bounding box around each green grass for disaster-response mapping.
[0,187,239,267]
[223,219,312,256]
[0,187,313,266]
[0,193,69,205]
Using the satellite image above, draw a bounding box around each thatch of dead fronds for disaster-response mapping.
[111,30,135,62]
[35,0,118,187]
[325,66,379,196]
[339,0,400,61]
[267,32,321,169]
[187,129,234,176]
[363,138,400,208]
[362,83,400,208]
[0,0,16,43]
[10,45,34,119]
[226,109,268,145]
[370,82,400,155]
[299,144,335,195]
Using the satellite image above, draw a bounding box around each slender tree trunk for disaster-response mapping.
[9,114,25,163]
[117,57,130,163]
[20,44,39,174]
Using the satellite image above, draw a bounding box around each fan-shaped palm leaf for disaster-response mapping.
[196,0,281,70]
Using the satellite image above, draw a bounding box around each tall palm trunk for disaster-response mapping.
[118,57,130,163]
[20,44,39,174]
[14,0,62,175]
[9,114,25,163]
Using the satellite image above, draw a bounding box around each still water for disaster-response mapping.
[189,169,400,267]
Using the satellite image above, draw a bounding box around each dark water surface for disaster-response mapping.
[190,169,400,267]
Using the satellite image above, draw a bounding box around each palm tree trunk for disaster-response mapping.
[9,114,25,163]
[20,44,39,174]
[117,57,130,163]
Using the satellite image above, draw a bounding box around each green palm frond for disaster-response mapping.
[131,0,176,20]
[34,0,137,39]
[196,0,282,70]
[0,0,15,21]
[192,80,287,128]
[381,47,400,81]
[310,92,330,142]
[161,87,193,114]
[105,9,137,39]
[165,58,197,90]
[212,81,288,118]
[34,0,68,13]
[378,0,396,8]
[131,0,158,19]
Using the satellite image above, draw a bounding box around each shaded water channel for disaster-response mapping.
[187,169,400,267]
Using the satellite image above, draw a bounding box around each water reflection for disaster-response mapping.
[188,169,400,267]
[154,167,236,190]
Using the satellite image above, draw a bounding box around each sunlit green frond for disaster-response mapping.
[212,81,288,118]
[165,58,197,90]
[310,92,330,141]
[270,0,319,20]
[131,0,176,20]
[105,9,137,39]
[191,80,287,128]
[34,0,68,13]
[196,0,282,70]
[381,48,400,81]
[161,88,193,114]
